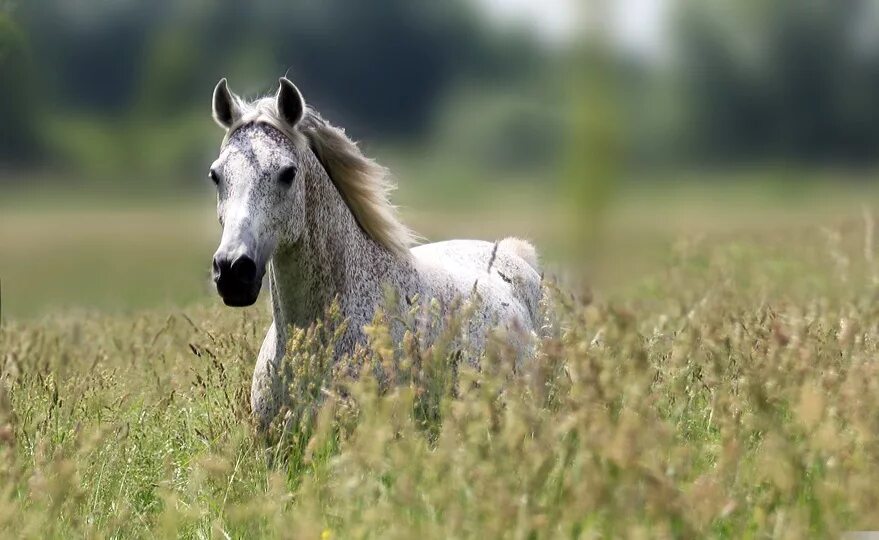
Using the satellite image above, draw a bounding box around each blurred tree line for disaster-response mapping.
[2,0,879,185]
[0,0,541,182]
[670,0,879,167]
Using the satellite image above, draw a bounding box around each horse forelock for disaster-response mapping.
[221,96,416,256]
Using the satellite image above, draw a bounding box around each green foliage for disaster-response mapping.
[3,220,879,536]
[42,111,212,180]
[560,44,623,258]
[429,83,566,176]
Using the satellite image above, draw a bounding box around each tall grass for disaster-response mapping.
[2,220,879,537]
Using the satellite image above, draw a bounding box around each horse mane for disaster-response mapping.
[224,96,416,256]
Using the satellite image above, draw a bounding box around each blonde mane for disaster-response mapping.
[223,96,416,256]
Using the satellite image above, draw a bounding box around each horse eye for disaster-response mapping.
[208,169,220,185]
[278,165,298,186]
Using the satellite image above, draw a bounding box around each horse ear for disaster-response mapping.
[277,77,306,126]
[212,78,241,129]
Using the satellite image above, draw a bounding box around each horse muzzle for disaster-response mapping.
[212,253,264,307]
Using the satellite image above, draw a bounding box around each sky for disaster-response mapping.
[473,0,669,59]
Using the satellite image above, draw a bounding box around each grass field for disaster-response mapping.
[3,172,877,317]
[2,178,879,537]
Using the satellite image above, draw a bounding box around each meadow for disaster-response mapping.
[3,177,879,537]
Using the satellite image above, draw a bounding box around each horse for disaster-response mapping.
[207,77,543,429]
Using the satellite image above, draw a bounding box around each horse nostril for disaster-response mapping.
[231,256,258,283]
[212,257,222,276]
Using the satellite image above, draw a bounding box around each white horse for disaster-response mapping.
[208,77,543,428]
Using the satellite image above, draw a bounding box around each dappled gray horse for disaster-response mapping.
[208,77,543,428]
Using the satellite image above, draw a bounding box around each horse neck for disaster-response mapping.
[268,151,412,334]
